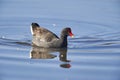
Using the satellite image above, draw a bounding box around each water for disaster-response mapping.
[0,0,120,80]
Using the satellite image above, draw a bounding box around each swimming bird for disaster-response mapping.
[31,23,74,48]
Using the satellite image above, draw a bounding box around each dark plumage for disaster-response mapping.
[31,23,74,48]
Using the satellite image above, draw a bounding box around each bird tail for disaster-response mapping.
[30,23,40,35]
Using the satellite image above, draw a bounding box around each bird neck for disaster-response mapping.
[60,34,68,47]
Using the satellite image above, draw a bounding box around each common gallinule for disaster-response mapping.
[31,23,74,48]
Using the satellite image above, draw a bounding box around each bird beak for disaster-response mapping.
[69,32,74,38]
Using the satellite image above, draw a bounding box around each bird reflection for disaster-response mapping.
[30,46,71,68]
[30,47,57,59]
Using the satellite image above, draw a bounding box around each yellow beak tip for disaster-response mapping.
[71,35,74,38]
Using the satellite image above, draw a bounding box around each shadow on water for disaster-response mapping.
[30,46,71,68]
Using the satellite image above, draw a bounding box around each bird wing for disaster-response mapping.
[32,27,59,42]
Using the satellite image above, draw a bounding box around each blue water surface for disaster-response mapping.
[0,0,120,80]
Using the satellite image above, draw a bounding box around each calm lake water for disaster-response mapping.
[0,0,120,80]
